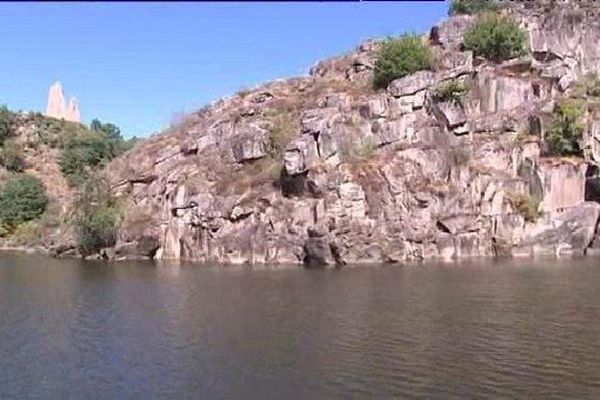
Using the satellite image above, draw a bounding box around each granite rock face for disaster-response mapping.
[105,1,600,266]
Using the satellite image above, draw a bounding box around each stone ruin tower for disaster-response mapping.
[45,81,81,123]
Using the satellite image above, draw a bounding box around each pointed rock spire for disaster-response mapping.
[45,81,81,122]
[67,97,80,122]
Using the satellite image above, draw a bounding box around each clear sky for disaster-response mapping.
[0,1,448,138]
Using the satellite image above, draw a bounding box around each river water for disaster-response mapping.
[1,253,600,399]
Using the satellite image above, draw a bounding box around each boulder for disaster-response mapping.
[433,101,467,129]
[388,71,434,97]
[430,15,475,50]
[537,160,588,212]
[472,71,536,115]
[231,125,269,163]
[525,202,600,256]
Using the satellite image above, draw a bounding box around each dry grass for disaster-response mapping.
[506,190,540,222]
[215,157,282,196]
[266,111,299,157]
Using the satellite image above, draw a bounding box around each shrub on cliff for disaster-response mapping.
[0,106,14,145]
[90,119,121,139]
[432,80,469,104]
[546,100,584,156]
[1,139,25,172]
[91,118,137,155]
[78,204,119,256]
[584,74,600,97]
[373,34,432,90]
[57,118,135,186]
[59,133,113,186]
[449,0,498,15]
[0,174,48,232]
[75,176,120,256]
[268,112,296,157]
[463,13,527,61]
[507,192,540,223]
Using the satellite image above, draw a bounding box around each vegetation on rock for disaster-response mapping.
[546,100,584,156]
[373,34,432,89]
[449,0,498,15]
[0,174,48,233]
[1,139,25,172]
[432,80,469,104]
[507,192,540,222]
[0,106,14,145]
[74,176,120,256]
[584,74,600,97]
[463,13,528,61]
[59,119,135,186]
[267,111,296,157]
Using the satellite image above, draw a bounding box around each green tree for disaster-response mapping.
[90,118,136,157]
[1,139,25,172]
[59,133,113,186]
[90,119,122,140]
[431,80,469,104]
[0,106,13,145]
[373,34,432,90]
[0,174,48,231]
[449,0,498,15]
[78,204,120,256]
[75,176,120,256]
[546,100,584,156]
[463,13,528,61]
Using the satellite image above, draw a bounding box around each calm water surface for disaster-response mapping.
[1,253,600,399]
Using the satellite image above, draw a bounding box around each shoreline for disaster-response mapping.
[0,245,598,268]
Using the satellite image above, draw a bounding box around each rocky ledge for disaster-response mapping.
[104,1,600,266]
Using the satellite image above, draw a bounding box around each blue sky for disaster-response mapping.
[0,1,448,138]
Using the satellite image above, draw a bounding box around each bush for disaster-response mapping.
[58,119,134,186]
[90,118,137,155]
[432,80,469,103]
[1,139,25,172]
[508,192,540,222]
[0,174,48,232]
[90,119,121,140]
[373,34,432,90]
[449,0,498,15]
[463,13,528,61]
[546,100,584,156]
[356,136,378,160]
[75,176,120,256]
[78,204,120,256]
[59,131,126,186]
[0,106,13,145]
[268,112,297,157]
[585,75,600,97]
[59,133,112,186]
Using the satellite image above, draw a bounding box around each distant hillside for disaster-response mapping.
[0,108,136,253]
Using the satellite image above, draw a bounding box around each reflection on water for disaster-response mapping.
[1,254,600,398]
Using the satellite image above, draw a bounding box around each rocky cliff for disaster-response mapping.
[105,1,600,266]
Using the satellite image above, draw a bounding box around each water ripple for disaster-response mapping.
[1,255,600,398]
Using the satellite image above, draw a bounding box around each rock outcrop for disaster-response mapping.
[45,81,81,123]
[104,1,600,266]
